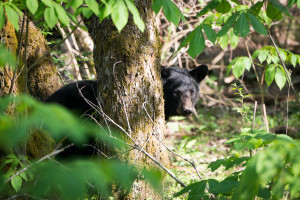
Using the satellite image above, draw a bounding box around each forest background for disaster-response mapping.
[0,0,300,199]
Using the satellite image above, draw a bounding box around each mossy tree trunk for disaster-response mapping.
[0,16,61,158]
[88,0,169,199]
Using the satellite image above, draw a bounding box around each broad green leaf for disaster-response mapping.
[174,30,195,55]
[54,2,70,26]
[258,49,268,63]
[0,5,4,30]
[252,49,260,60]
[229,29,239,49]
[275,67,286,90]
[79,7,93,19]
[242,57,251,71]
[162,0,180,26]
[112,0,128,32]
[278,48,287,62]
[298,0,300,8]
[99,0,115,21]
[197,0,219,17]
[266,3,282,20]
[290,54,297,67]
[41,0,53,7]
[265,64,276,86]
[246,12,267,35]
[270,54,280,64]
[202,24,217,44]
[125,0,145,32]
[152,0,162,13]
[26,0,39,14]
[69,0,83,10]
[234,13,249,37]
[208,159,225,172]
[11,175,22,192]
[85,0,100,16]
[213,179,239,194]
[232,59,245,78]
[188,181,206,199]
[215,0,231,14]
[250,1,264,15]
[174,181,204,197]
[187,26,205,58]
[44,7,57,29]
[219,33,229,49]
[217,12,240,37]
[0,45,16,68]
[19,172,28,181]
[4,5,19,31]
[269,0,292,17]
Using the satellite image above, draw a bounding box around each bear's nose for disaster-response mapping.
[182,108,193,116]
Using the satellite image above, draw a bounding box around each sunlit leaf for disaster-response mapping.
[266,3,282,20]
[53,2,70,26]
[275,67,286,90]
[202,24,217,44]
[112,0,128,32]
[44,7,57,29]
[4,5,20,31]
[219,33,229,49]
[11,176,22,192]
[217,12,240,37]
[85,0,100,16]
[0,5,4,30]
[265,64,276,86]
[229,29,239,49]
[26,0,39,15]
[125,0,145,32]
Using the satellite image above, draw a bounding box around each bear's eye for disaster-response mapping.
[173,89,180,96]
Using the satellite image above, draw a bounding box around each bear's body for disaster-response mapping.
[46,65,207,159]
[46,65,208,120]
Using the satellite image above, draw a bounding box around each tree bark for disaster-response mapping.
[88,0,169,199]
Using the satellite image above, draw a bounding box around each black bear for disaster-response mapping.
[45,65,208,119]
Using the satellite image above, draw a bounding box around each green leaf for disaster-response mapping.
[234,13,249,37]
[0,5,5,30]
[275,67,286,90]
[162,0,180,26]
[85,0,100,16]
[229,29,239,49]
[242,57,251,71]
[269,0,292,17]
[4,5,19,31]
[54,2,70,26]
[44,7,57,29]
[232,58,245,78]
[174,30,195,55]
[197,0,219,17]
[0,45,16,67]
[41,0,53,7]
[202,24,217,44]
[290,54,297,67]
[188,181,206,199]
[217,12,240,37]
[69,0,83,10]
[112,0,128,32]
[266,3,282,20]
[252,49,260,60]
[151,0,162,13]
[250,1,264,15]
[278,48,287,62]
[11,175,22,192]
[208,159,225,172]
[246,12,267,35]
[258,49,268,63]
[174,181,204,197]
[26,0,39,14]
[187,26,205,58]
[219,33,229,49]
[215,0,231,14]
[265,64,276,86]
[125,0,145,32]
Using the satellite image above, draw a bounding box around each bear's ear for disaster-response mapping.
[161,66,171,79]
[189,65,208,83]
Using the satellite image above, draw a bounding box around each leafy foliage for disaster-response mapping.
[0,95,162,198]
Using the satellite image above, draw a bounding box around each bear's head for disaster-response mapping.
[161,65,208,120]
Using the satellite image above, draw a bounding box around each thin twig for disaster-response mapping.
[5,143,75,184]
[269,33,300,106]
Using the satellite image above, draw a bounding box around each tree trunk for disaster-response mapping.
[0,16,61,158]
[88,0,169,199]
